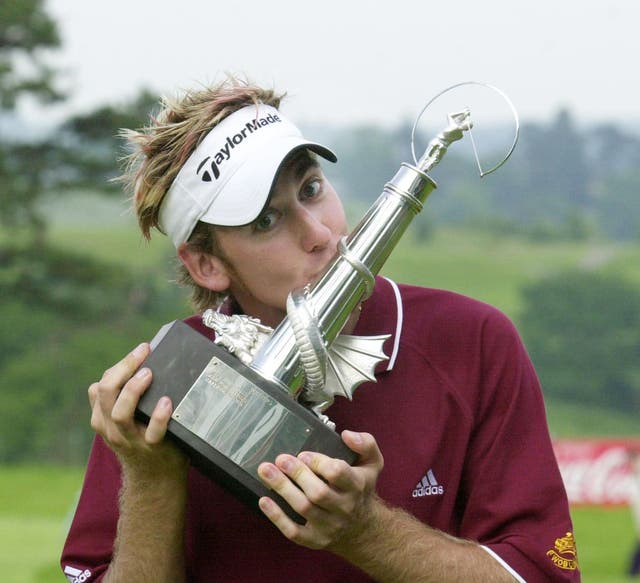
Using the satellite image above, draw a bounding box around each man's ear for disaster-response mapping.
[178,243,231,292]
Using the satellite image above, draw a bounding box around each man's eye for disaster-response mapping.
[301,179,321,199]
[254,210,279,232]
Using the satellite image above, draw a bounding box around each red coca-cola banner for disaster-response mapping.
[553,438,640,506]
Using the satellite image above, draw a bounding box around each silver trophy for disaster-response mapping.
[136,84,518,522]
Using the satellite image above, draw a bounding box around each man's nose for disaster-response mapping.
[296,207,332,253]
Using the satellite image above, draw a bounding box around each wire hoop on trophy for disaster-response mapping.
[410,81,520,178]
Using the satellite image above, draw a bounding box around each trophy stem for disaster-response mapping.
[249,164,437,397]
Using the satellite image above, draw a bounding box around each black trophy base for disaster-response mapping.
[135,320,357,524]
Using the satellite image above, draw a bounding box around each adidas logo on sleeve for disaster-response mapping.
[412,469,444,497]
[64,565,92,582]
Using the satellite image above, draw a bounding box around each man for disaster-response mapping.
[61,77,580,582]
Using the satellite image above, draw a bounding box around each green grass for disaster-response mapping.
[49,223,175,271]
[48,215,640,324]
[41,191,175,270]
[0,465,635,581]
[383,228,640,321]
[0,466,85,583]
[573,506,637,583]
[43,194,640,322]
[546,399,640,439]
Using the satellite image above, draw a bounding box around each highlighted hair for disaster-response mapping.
[120,76,284,239]
[118,75,285,310]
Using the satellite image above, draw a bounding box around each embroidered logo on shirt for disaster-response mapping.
[546,532,579,571]
[412,469,444,497]
[64,565,92,582]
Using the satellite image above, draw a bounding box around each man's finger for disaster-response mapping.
[258,496,303,541]
[297,451,358,493]
[258,461,324,518]
[110,367,152,427]
[103,343,151,390]
[145,396,173,444]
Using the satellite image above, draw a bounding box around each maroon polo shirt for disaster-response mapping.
[61,277,579,582]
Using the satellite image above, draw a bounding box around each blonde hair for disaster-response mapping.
[119,76,284,311]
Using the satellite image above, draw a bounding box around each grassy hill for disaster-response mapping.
[46,193,640,317]
[1,465,631,583]
[44,193,640,438]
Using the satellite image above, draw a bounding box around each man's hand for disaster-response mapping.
[87,342,187,476]
[256,430,383,551]
[88,343,188,583]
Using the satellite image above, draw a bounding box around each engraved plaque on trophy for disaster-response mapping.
[136,319,357,523]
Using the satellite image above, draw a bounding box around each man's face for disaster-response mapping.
[214,151,348,327]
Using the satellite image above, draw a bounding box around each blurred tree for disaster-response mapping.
[0,0,157,243]
[0,0,63,244]
[322,109,640,243]
[0,245,187,463]
[528,109,590,208]
[587,123,640,180]
[585,123,640,240]
[0,0,62,108]
[519,270,640,413]
[484,110,591,229]
[0,2,178,464]
[326,125,402,202]
[592,169,640,240]
[57,89,159,190]
[1,87,158,242]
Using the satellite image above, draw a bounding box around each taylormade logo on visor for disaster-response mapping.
[196,112,282,182]
[160,103,335,247]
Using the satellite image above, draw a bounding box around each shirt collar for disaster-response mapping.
[352,276,403,374]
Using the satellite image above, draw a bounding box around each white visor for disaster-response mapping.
[159,104,337,247]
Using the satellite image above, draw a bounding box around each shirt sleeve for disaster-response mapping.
[459,309,580,582]
[60,436,121,583]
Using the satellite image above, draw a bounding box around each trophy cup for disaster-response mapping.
[136,84,518,522]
